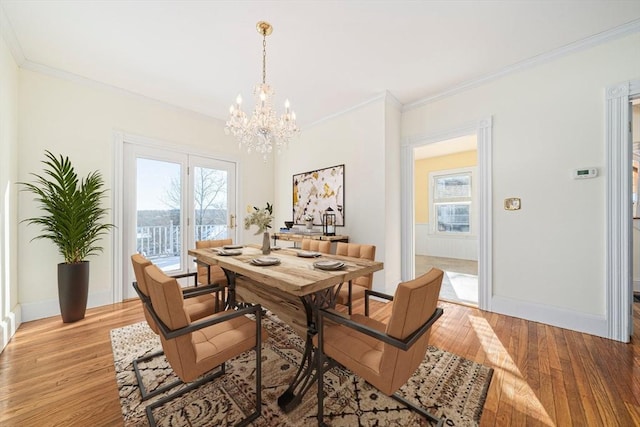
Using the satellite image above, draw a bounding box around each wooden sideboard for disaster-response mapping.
[272,232,349,248]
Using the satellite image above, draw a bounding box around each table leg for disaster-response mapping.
[222,268,237,309]
[277,285,341,412]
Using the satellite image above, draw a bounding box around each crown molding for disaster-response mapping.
[0,3,26,65]
[404,19,640,112]
[20,59,225,124]
[384,90,403,111]
[304,92,389,130]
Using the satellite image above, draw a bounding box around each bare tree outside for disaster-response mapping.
[161,167,228,241]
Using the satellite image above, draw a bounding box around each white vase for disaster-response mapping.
[305,221,313,230]
[262,232,271,254]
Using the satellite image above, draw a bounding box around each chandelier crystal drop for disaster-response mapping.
[225,21,299,161]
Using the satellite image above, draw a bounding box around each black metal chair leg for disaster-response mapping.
[146,364,226,427]
[133,350,182,401]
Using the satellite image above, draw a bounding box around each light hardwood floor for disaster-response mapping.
[1,298,639,426]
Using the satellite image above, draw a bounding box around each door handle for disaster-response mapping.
[229,214,236,229]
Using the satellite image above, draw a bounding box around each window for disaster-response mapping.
[430,170,473,234]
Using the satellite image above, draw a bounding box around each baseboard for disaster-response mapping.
[491,295,608,339]
[20,290,114,322]
[0,304,21,353]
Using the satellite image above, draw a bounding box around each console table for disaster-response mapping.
[272,232,349,248]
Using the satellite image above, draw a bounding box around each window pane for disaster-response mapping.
[136,158,181,272]
[436,203,470,233]
[193,166,229,241]
[434,174,471,200]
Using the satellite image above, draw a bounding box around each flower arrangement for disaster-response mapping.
[244,202,274,234]
[303,213,314,222]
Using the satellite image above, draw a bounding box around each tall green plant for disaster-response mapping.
[20,150,114,264]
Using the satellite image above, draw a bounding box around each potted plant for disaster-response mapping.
[19,151,114,323]
[244,202,273,254]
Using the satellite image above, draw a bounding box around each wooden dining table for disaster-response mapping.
[188,245,384,412]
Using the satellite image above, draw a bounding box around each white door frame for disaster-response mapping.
[401,117,492,310]
[112,131,239,303]
[606,79,640,342]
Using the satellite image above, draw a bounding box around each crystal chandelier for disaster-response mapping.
[225,21,299,160]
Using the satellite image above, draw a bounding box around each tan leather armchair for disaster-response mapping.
[143,264,268,427]
[195,238,233,285]
[300,239,331,253]
[334,242,376,314]
[314,268,445,426]
[130,254,223,400]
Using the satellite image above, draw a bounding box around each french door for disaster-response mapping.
[123,144,236,299]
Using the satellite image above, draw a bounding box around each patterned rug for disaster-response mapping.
[111,314,493,426]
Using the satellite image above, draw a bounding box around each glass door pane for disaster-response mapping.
[136,158,183,273]
[188,157,236,250]
[193,166,229,241]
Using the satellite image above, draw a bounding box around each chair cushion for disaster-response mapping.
[335,283,367,306]
[314,314,385,379]
[334,243,376,299]
[145,264,190,330]
[197,266,227,286]
[301,239,331,253]
[184,293,219,321]
[181,311,268,382]
[196,239,233,285]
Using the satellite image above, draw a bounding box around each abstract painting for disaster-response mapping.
[293,164,344,226]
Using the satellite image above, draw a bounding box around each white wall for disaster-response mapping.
[17,69,273,321]
[402,32,640,334]
[274,95,401,292]
[383,95,403,293]
[0,30,20,351]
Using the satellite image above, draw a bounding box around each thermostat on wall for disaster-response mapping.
[573,167,598,179]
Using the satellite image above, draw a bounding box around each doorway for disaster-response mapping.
[414,135,479,305]
[122,143,237,300]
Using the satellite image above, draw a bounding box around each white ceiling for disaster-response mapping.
[1,1,639,128]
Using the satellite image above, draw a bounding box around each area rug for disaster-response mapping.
[111,314,492,426]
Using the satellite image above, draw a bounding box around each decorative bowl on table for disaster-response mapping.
[284,221,294,229]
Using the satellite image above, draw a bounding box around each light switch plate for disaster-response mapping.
[504,197,521,210]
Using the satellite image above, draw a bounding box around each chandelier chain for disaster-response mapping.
[262,36,267,84]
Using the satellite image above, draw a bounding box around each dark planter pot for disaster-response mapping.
[58,261,90,323]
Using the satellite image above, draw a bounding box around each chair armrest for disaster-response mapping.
[133,280,221,301]
[170,271,198,286]
[319,307,443,351]
[145,300,262,340]
[364,289,394,317]
[182,283,224,299]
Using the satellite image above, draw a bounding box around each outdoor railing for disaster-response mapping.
[136,223,227,258]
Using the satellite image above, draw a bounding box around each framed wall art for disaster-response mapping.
[293,164,345,226]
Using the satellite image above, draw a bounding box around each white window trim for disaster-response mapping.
[428,166,477,237]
